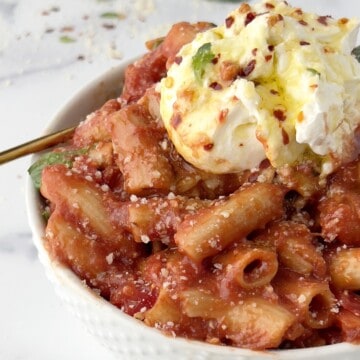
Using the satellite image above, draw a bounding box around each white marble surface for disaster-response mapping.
[0,0,359,359]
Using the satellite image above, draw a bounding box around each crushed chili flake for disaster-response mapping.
[268,14,283,27]
[225,16,235,28]
[300,41,310,46]
[259,158,271,170]
[270,89,279,95]
[239,59,256,77]
[252,48,258,56]
[211,56,219,65]
[245,12,256,26]
[268,45,274,52]
[209,82,223,90]
[265,54,272,62]
[265,3,275,9]
[219,109,229,123]
[174,56,183,65]
[203,143,214,151]
[273,109,286,122]
[298,19,308,26]
[281,128,290,145]
[318,16,331,26]
[171,113,182,129]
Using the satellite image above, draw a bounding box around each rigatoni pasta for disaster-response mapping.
[29,2,360,351]
[214,242,278,289]
[175,183,285,262]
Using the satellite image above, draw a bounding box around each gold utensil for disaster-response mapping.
[0,126,76,165]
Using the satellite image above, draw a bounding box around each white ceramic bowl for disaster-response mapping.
[26,61,360,360]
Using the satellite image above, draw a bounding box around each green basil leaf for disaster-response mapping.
[192,42,215,83]
[28,149,87,189]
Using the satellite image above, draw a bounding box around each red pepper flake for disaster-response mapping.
[273,109,286,121]
[265,54,272,62]
[252,48,258,56]
[268,45,274,52]
[219,109,229,123]
[270,89,279,95]
[268,14,283,27]
[300,41,310,46]
[318,16,331,26]
[211,56,219,65]
[174,56,183,65]
[281,128,289,145]
[239,59,256,77]
[298,20,308,26]
[203,143,214,151]
[171,113,182,129]
[265,3,275,9]
[259,158,271,170]
[225,16,235,28]
[245,12,256,26]
[294,8,303,15]
[209,82,223,90]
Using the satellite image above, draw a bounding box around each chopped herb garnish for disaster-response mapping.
[352,46,360,63]
[100,12,125,19]
[192,42,215,83]
[307,68,320,77]
[59,35,76,43]
[28,148,87,189]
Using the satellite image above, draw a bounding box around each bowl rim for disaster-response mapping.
[25,60,360,359]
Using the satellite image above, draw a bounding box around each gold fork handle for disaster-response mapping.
[0,126,76,165]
